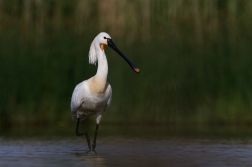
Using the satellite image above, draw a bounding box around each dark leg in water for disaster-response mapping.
[76,118,91,150]
[92,124,99,151]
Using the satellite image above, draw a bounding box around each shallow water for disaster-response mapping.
[1,126,252,167]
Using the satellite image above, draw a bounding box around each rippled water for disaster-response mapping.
[1,126,252,167]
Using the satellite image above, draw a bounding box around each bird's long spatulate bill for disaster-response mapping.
[107,39,140,73]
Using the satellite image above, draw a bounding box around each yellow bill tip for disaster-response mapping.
[134,68,140,73]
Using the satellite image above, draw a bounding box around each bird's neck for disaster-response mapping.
[94,49,108,86]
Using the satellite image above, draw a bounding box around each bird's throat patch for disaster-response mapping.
[100,44,104,50]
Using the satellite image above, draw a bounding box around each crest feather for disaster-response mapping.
[88,39,97,65]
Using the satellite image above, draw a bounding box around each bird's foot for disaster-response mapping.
[87,141,91,151]
[76,130,91,151]
[85,134,91,151]
[92,142,96,151]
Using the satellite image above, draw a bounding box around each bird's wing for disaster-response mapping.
[70,82,85,112]
[104,84,112,111]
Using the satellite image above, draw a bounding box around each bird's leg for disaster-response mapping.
[92,124,99,151]
[75,118,91,150]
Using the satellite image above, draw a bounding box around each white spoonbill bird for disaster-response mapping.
[70,32,140,151]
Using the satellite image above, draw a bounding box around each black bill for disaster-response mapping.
[107,38,140,73]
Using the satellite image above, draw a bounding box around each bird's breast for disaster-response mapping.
[79,91,110,115]
[80,82,111,111]
[71,78,112,120]
[88,77,109,94]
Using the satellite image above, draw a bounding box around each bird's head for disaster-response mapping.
[89,32,140,73]
[96,32,112,50]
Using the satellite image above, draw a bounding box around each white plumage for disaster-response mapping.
[70,77,112,123]
[70,32,139,151]
[71,32,112,124]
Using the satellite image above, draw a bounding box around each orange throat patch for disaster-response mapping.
[100,44,104,50]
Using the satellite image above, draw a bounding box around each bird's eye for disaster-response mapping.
[104,37,106,39]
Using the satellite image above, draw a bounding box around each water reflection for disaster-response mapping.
[74,151,107,167]
[1,126,252,167]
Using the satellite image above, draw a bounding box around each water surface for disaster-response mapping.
[1,126,252,167]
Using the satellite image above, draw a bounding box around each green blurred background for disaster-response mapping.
[1,0,252,129]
